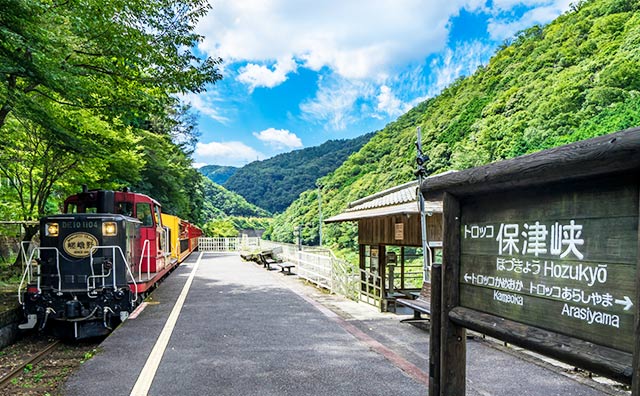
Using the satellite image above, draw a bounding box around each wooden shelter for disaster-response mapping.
[325,180,443,311]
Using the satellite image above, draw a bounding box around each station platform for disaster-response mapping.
[64,252,625,396]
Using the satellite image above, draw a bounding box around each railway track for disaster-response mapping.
[0,334,102,396]
[0,340,60,389]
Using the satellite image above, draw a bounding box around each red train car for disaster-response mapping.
[185,221,203,253]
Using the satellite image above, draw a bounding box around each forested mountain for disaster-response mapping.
[200,178,269,219]
[268,0,640,247]
[223,132,375,213]
[197,178,271,237]
[199,165,238,185]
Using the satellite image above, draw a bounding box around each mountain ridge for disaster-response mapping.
[199,165,238,185]
[221,132,375,213]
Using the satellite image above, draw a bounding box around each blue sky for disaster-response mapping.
[185,0,573,167]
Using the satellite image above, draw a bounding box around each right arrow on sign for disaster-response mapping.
[614,296,633,311]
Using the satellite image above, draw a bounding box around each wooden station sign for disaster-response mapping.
[423,128,640,395]
[460,176,637,352]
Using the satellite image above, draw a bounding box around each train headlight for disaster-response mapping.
[45,223,59,237]
[102,222,117,236]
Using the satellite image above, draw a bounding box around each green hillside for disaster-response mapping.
[223,132,375,213]
[201,178,270,219]
[199,165,238,185]
[268,0,640,247]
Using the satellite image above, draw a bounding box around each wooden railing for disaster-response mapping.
[358,268,383,308]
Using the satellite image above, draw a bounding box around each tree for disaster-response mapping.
[0,101,142,271]
[0,0,222,270]
[203,219,239,238]
[0,0,221,135]
[0,0,222,216]
[1,103,141,215]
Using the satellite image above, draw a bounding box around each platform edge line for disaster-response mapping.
[129,252,203,396]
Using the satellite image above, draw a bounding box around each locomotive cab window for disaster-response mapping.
[136,203,153,226]
[154,205,162,227]
[116,202,134,217]
[66,203,98,213]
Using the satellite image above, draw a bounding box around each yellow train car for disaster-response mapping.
[161,213,196,263]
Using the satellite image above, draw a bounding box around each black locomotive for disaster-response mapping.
[19,187,197,339]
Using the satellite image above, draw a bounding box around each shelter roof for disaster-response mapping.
[325,179,443,223]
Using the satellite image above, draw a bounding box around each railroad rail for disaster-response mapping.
[0,340,60,388]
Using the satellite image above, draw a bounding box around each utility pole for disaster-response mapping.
[415,127,431,282]
[317,183,323,246]
[294,225,302,251]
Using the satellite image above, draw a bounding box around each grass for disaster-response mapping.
[80,349,97,364]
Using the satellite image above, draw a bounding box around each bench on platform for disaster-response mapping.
[396,282,431,322]
[274,262,295,275]
[383,291,407,313]
[258,247,283,270]
[240,252,260,262]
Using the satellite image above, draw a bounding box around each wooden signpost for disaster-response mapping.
[423,127,640,395]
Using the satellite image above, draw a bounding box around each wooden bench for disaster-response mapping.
[396,281,431,321]
[274,262,295,275]
[383,291,407,312]
[258,247,283,270]
[240,252,260,262]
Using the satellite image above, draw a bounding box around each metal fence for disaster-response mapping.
[198,237,362,303]
[219,238,360,301]
[198,237,261,252]
[332,258,360,301]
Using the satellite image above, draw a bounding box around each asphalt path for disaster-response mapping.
[64,252,624,396]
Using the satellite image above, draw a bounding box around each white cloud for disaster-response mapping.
[237,58,298,91]
[300,76,374,131]
[427,41,494,97]
[376,85,410,117]
[194,0,574,132]
[491,0,550,11]
[178,92,230,124]
[195,141,265,166]
[488,0,573,41]
[197,0,484,83]
[192,162,208,169]
[253,128,303,149]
